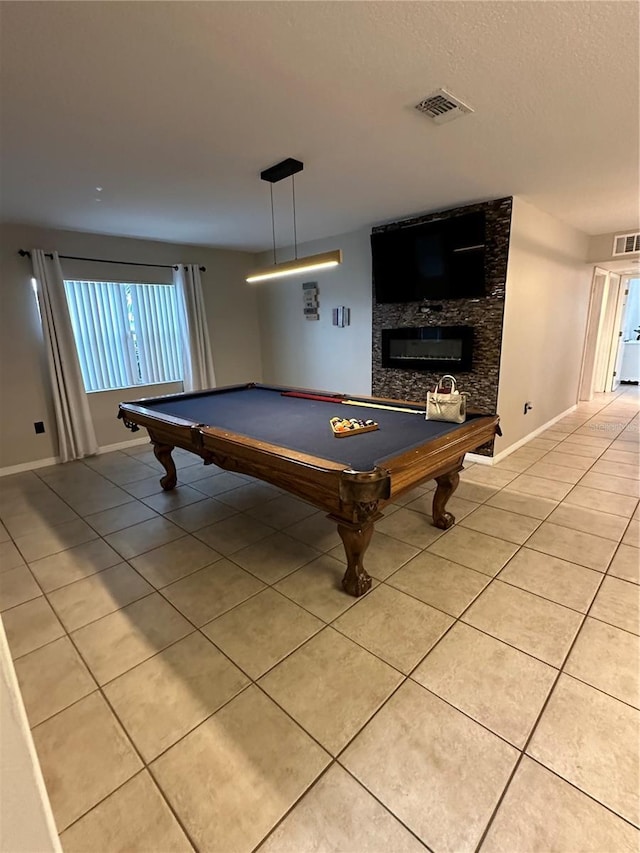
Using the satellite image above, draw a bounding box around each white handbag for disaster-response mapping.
[426,375,467,424]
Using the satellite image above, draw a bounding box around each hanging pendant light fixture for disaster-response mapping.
[246,158,342,283]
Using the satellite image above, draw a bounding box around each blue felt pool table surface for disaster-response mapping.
[135,384,484,472]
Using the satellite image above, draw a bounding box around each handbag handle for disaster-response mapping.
[436,375,457,393]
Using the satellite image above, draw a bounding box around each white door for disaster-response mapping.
[579,268,609,400]
[594,273,620,393]
[609,278,629,390]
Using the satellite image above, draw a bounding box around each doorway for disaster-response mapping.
[579,268,628,400]
[618,276,640,385]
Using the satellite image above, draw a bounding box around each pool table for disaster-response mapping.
[118,383,500,597]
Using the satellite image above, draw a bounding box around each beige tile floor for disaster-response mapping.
[1,389,639,852]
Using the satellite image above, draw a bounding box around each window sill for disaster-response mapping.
[86,380,183,396]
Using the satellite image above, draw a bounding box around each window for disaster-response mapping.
[64,280,183,392]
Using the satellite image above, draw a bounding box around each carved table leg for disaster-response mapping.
[432,468,461,529]
[337,521,374,597]
[152,442,177,491]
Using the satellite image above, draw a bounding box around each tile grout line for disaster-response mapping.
[26,509,387,843]
[9,468,280,847]
[2,389,638,849]
[38,570,259,847]
[523,754,640,832]
[16,528,418,847]
[317,402,637,822]
[9,436,636,582]
[471,504,637,850]
[5,416,637,650]
[57,767,199,853]
[251,754,435,853]
[6,400,638,685]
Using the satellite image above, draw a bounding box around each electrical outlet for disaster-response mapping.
[34,421,45,434]
[523,402,533,415]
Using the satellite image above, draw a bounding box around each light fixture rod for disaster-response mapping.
[269,184,276,265]
[251,158,342,284]
[292,173,298,260]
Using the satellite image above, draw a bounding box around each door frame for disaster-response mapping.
[578,267,609,401]
[606,274,627,391]
[594,272,621,393]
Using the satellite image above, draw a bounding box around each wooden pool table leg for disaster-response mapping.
[337,521,374,597]
[432,467,461,529]
[152,442,177,491]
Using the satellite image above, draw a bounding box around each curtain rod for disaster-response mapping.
[17,250,205,272]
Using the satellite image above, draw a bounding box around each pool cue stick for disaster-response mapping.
[342,400,425,415]
[281,391,345,403]
[280,390,426,415]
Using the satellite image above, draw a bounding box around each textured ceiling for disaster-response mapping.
[1,1,638,250]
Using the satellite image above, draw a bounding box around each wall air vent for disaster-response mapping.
[415,89,474,124]
[613,232,640,256]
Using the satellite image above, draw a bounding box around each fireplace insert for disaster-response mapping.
[381,326,474,372]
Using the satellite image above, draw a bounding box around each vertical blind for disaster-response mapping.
[128,283,183,385]
[64,280,183,392]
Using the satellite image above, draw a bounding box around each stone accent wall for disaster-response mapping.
[371,196,512,456]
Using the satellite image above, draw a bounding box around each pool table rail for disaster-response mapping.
[382,413,499,498]
[118,400,392,522]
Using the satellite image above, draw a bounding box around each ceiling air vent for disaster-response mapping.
[415,89,474,124]
[612,232,640,256]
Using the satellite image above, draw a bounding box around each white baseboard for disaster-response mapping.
[490,404,578,464]
[0,437,149,478]
[466,404,578,466]
[0,623,63,853]
[0,456,60,478]
[98,436,149,454]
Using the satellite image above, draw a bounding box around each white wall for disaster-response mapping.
[257,201,595,457]
[0,621,61,853]
[88,384,183,449]
[0,223,262,469]
[257,229,373,394]
[496,197,591,454]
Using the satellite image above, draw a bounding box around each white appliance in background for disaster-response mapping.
[620,341,640,382]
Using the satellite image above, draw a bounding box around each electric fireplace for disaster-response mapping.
[381,326,474,372]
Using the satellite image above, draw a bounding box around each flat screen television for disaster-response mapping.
[371,211,486,302]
